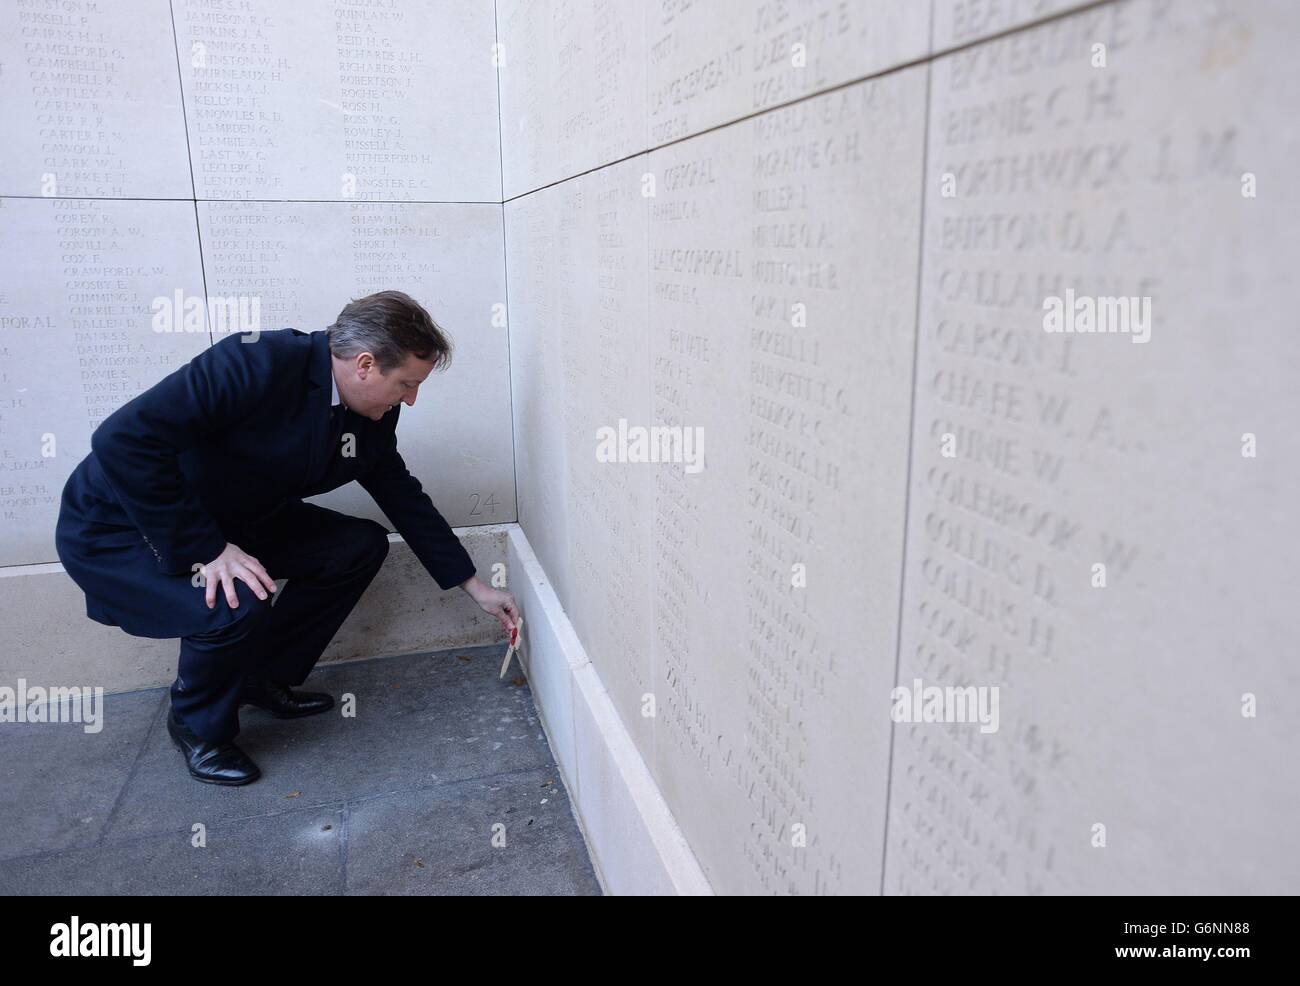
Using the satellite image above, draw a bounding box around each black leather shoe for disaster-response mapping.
[166,709,261,786]
[239,677,334,718]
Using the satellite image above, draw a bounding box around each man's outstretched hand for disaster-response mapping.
[460,575,520,633]
[200,542,277,610]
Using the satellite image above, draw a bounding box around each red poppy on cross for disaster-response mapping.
[499,616,525,679]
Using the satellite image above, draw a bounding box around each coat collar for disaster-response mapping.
[308,328,333,392]
[305,330,333,483]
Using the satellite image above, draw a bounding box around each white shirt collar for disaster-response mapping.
[330,370,340,407]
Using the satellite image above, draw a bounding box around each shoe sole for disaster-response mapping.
[167,725,261,786]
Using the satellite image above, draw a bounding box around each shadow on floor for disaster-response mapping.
[0,643,602,895]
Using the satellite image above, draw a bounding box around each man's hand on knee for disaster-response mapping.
[200,542,279,610]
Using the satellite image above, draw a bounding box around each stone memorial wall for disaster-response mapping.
[503,0,1298,893]
[0,0,511,567]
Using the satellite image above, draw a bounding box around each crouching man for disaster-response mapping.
[55,290,519,785]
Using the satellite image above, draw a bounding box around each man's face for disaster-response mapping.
[337,350,438,421]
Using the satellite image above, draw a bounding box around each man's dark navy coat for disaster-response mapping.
[55,327,476,639]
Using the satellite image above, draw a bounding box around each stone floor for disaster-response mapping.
[0,643,602,895]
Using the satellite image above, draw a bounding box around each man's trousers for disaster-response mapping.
[56,499,390,743]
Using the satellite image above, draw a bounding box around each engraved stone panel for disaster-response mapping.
[887,0,1300,895]
[506,157,655,744]
[197,200,514,530]
[173,0,500,201]
[646,0,929,151]
[932,0,1097,50]
[0,0,192,198]
[505,181,574,607]
[646,68,926,894]
[497,0,647,199]
[0,197,209,564]
[556,156,653,758]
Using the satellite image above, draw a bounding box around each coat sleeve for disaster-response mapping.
[357,415,476,591]
[89,332,278,575]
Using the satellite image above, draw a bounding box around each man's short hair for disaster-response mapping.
[327,290,454,373]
